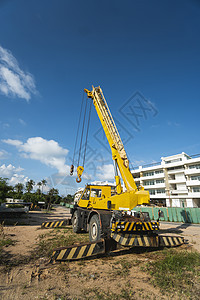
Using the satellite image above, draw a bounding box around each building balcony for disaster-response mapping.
[143,184,156,189]
[186,180,200,186]
[133,177,140,182]
[168,178,186,184]
[171,189,188,195]
[163,161,184,168]
[150,194,166,199]
[188,192,200,198]
[139,173,165,181]
[167,169,185,175]
[185,169,200,175]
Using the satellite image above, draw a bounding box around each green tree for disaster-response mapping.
[63,194,74,204]
[37,181,42,194]
[41,179,47,193]
[15,183,24,194]
[46,188,59,209]
[0,177,12,203]
[26,180,35,193]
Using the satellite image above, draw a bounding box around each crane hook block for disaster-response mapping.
[70,164,74,176]
[76,166,84,183]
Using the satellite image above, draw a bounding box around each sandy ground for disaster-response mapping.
[0,206,200,300]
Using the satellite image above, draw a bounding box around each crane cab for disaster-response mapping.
[78,184,116,210]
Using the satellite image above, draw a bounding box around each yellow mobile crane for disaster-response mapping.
[50,86,184,262]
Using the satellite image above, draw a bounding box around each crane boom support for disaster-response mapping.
[84,86,138,192]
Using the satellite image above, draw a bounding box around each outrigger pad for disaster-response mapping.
[41,219,71,228]
[51,239,105,262]
[159,235,184,247]
[110,232,184,248]
[110,232,159,247]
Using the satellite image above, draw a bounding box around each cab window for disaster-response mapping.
[81,188,90,200]
[90,188,102,198]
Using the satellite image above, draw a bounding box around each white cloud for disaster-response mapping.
[9,174,28,186]
[0,150,9,159]
[0,45,37,101]
[0,164,28,186]
[0,164,23,177]
[96,163,114,181]
[3,137,69,174]
[19,118,26,126]
[2,139,23,147]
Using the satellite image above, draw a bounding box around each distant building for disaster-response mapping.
[131,152,200,208]
[6,198,24,203]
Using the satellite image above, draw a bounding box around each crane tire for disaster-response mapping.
[72,210,81,233]
[89,214,101,242]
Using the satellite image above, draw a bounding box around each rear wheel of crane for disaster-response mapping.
[89,214,101,242]
[72,210,81,233]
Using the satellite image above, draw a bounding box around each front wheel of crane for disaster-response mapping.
[72,210,81,233]
[89,214,101,242]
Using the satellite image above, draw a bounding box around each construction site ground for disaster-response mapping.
[0,206,200,300]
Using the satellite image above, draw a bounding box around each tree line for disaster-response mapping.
[0,177,74,207]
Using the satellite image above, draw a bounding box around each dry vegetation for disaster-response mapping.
[0,208,200,300]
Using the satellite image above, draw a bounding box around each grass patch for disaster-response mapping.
[83,287,135,300]
[144,249,200,297]
[0,238,14,248]
[111,258,141,277]
[34,227,89,258]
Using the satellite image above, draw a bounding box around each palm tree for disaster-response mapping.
[15,183,24,194]
[26,180,35,193]
[41,179,47,194]
[37,182,42,195]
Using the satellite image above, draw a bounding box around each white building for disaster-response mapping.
[131,152,200,208]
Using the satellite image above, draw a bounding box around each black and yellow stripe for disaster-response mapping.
[159,235,184,247]
[41,219,71,228]
[111,221,159,232]
[110,232,184,248]
[111,232,159,247]
[51,239,105,262]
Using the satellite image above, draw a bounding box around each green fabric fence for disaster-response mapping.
[133,206,200,224]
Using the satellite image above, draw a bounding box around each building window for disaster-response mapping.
[144,180,155,186]
[191,176,200,181]
[143,171,154,177]
[189,164,200,169]
[193,187,200,193]
[168,166,184,171]
[166,158,182,164]
[156,179,164,184]
[155,170,163,174]
[149,190,155,195]
[156,189,165,194]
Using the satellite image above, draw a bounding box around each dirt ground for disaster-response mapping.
[0,206,200,300]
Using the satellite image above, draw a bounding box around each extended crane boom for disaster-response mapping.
[77,86,150,211]
[84,86,136,192]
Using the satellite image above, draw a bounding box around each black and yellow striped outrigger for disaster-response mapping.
[46,218,184,262]
[41,219,71,229]
[111,232,184,248]
[51,239,105,262]
[50,233,184,262]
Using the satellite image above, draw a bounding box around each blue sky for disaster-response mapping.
[0,0,200,195]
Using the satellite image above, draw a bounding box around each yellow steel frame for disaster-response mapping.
[77,87,150,211]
